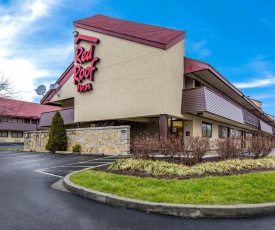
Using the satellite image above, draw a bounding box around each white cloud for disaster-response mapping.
[261,18,273,27]
[229,56,275,89]
[251,92,275,100]
[0,0,72,102]
[186,39,211,58]
[233,77,275,89]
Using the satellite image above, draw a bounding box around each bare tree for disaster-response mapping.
[0,73,24,121]
[0,75,16,99]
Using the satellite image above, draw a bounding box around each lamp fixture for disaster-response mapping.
[73,31,79,37]
[50,84,60,97]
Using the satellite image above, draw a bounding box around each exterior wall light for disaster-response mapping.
[50,84,60,97]
[73,31,79,37]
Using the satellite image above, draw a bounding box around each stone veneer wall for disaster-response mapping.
[24,126,130,155]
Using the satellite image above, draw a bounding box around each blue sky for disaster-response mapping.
[1,0,275,114]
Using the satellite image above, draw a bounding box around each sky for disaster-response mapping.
[1,0,275,114]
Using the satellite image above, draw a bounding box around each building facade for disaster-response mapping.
[39,14,275,144]
[0,98,61,143]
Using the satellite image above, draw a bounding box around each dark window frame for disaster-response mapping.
[11,132,23,138]
[236,130,242,138]
[0,131,8,137]
[202,122,212,138]
[218,126,228,139]
[1,116,8,122]
[17,118,23,123]
[230,128,236,138]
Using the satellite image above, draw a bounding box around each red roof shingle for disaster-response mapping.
[74,14,186,50]
[0,98,61,118]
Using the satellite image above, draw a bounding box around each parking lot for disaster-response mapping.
[0,151,124,178]
[1,150,275,230]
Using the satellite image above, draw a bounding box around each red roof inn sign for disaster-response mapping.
[73,34,100,93]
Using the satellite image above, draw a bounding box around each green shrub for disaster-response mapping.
[72,143,81,153]
[108,157,275,177]
[46,111,67,153]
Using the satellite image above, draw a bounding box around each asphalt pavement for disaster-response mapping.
[1,151,275,230]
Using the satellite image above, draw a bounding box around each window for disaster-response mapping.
[230,129,236,137]
[202,122,212,138]
[195,80,202,87]
[31,119,37,124]
[0,131,8,137]
[236,130,242,138]
[17,118,23,123]
[11,132,23,138]
[1,116,8,122]
[218,126,227,138]
[24,118,30,123]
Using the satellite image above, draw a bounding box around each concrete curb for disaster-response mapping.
[63,171,275,218]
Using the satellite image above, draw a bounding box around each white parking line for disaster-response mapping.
[59,166,92,168]
[88,163,112,168]
[34,170,63,178]
[33,156,118,178]
[67,161,114,166]
[8,157,62,164]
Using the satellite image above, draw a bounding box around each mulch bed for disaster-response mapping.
[93,156,275,180]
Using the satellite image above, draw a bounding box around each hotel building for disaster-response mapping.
[39,14,275,145]
[0,98,61,143]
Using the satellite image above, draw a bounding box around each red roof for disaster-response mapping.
[0,98,61,118]
[74,14,186,50]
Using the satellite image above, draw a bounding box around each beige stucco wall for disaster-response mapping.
[62,99,74,109]
[250,98,262,109]
[24,126,130,155]
[50,28,184,122]
[185,115,256,142]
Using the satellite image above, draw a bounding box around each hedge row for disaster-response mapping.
[131,134,274,162]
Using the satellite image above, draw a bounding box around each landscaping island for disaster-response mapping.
[65,134,275,218]
[70,157,275,205]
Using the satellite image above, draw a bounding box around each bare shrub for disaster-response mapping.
[215,137,240,159]
[248,134,274,158]
[131,133,159,159]
[169,135,185,157]
[158,135,185,157]
[131,134,185,159]
[185,136,210,163]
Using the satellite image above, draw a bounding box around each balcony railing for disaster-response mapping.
[181,86,269,131]
[182,86,244,124]
[242,110,260,128]
[0,122,36,131]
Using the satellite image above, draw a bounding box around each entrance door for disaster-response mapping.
[168,118,183,136]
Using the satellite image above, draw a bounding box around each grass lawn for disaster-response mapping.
[0,147,23,151]
[70,169,275,205]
